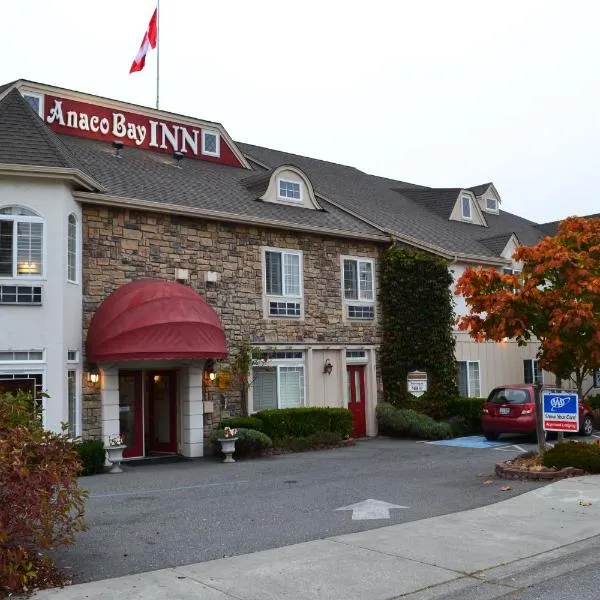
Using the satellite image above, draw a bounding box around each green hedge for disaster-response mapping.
[273,430,344,451]
[73,440,106,476]
[587,396,600,410]
[542,442,600,473]
[255,407,353,439]
[445,397,485,434]
[220,416,265,433]
[210,427,272,457]
[376,403,451,440]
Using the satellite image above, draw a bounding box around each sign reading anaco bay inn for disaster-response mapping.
[0,79,595,461]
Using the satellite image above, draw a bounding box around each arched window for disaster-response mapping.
[67,214,77,283]
[0,206,44,277]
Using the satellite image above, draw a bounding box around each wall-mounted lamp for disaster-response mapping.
[153,374,161,384]
[88,370,100,384]
[204,359,216,385]
[323,358,333,376]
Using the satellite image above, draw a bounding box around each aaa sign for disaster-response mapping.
[542,392,579,432]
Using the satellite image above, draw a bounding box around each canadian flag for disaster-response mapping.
[129,8,158,74]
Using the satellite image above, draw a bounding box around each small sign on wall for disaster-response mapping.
[407,371,428,397]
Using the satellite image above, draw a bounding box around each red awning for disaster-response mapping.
[87,280,227,362]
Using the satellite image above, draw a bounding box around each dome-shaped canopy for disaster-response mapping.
[87,280,227,362]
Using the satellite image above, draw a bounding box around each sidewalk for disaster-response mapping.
[34,476,600,600]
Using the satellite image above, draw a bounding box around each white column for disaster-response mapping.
[100,365,120,447]
[181,364,204,458]
[366,349,378,437]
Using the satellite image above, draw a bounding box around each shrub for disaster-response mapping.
[220,416,265,433]
[255,407,353,439]
[587,395,600,410]
[73,440,106,476]
[376,403,452,440]
[542,441,600,473]
[273,430,344,451]
[0,391,87,595]
[210,427,272,457]
[445,397,485,434]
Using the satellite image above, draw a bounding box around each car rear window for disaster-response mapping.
[488,388,530,404]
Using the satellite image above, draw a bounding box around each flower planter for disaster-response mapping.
[218,437,238,463]
[106,445,126,473]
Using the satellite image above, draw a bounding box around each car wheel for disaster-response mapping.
[580,415,594,437]
[484,432,499,441]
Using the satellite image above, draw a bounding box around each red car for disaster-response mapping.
[482,384,594,441]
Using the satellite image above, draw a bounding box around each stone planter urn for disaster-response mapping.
[218,437,238,463]
[106,445,126,473]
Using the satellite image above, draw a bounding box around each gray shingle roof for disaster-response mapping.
[0,89,87,171]
[478,233,513,255]
[0,81,17,96]
[395,187,462,220]
[468,183,493,196]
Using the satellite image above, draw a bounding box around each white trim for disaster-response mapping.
[0,367,47,427]
[67,212,79,284]
[277,178,302,202]
[67,350,79,363]
[250,353,306,412]
[202,130,221,157]
[67,367,81,437]
[0,208,46,280]
[0,349,45,363]
[262,247,304,319]
[484,197,499,214]
[457,359,481,397]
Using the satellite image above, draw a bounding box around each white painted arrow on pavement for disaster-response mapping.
[335,498,409,520]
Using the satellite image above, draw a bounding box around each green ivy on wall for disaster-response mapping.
[380,246,458,406]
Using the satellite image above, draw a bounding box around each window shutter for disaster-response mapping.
[253,368,277,411]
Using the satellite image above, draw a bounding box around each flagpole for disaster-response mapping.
[156,0,160,109]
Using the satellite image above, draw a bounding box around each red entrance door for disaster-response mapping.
[148,371,177,453]
[347,365,367,438]
[119,371,143,458]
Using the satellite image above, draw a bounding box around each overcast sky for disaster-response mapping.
[1,1,598,223]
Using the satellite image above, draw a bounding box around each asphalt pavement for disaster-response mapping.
[51,436,547,583]
[35,474,600,600]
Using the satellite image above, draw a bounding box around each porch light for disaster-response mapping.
[204,359,216,385]
[153,374,161,383]
[323,359,333,376]
[88,370,100,384]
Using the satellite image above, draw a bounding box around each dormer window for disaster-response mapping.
[278,179,301,202]
[461,195,472,220]
[202,130,220,157]
[485,198,498,213]
[21,92,43,118]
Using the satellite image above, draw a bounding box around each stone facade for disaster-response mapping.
[81,205,385,439]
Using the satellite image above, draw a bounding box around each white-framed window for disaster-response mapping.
[342,257,375,320]
[67,350,79,363]
[485,197,498,213]
[0,350,44,363]
[0,284,42,305]
[456,360,481,397]
[524,359,543,385]
[0,371,45,425]
[461,196,472,220]
[22,92,43,118]
[263,248,303,318]
[277,179,302,202]
[202,130,220,157]
[67,369,79,437]
[252,352,305,411]
[67,213,78,283]
[346,350,367,362]
[0,206,44,278]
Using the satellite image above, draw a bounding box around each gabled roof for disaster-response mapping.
[478,233,515,256]
[468,183,493,196]
[394,187,462,220]
[0,81,16,96]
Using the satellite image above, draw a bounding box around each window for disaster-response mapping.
[594,369,600,389]
[278,179,301,201]
[0,372,44,421]
[252,354,305,411]
[485,197,498,212]
[67,369,78,438]
[67,350,79,362]
[22,93,43,117]
[202,131,220,157]
[0,206,44,278]
[346,350,366,361]
[456,361,481,397]
[0,284,42,304]
[524,359,543,385]
[343,258,374,320]
[0,350,44,362]
[67,214,77,283]
[461,196,472,220]
[264,249,303,317]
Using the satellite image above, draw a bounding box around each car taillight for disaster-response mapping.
[521,404,534,415]
[482,407,489,414]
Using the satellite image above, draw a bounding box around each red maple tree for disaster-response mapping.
[456,216,600,398]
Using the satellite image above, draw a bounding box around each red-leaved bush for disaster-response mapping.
[0,391,86,596]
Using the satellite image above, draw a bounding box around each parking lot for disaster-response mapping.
[53,437,553,584]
